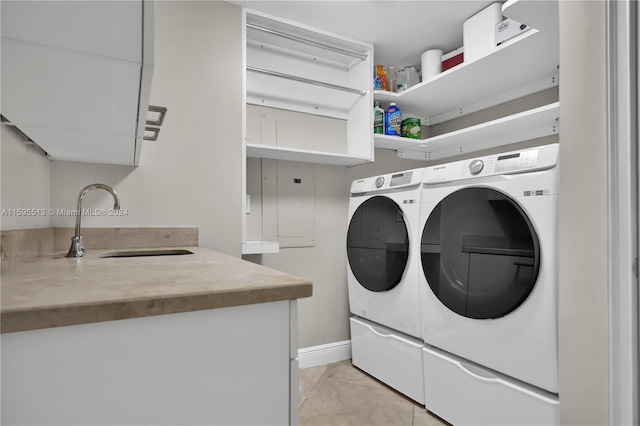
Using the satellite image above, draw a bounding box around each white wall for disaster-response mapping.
[0,123,51,230]
[48,1,243,257]
[558,1,610,424]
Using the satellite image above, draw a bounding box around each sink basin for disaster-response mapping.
[98,249,194,258]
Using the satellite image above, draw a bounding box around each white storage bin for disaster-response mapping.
[463,2,503,62]
[422,346,558,425]
[350,317,425,404]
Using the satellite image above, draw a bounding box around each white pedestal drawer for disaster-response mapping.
[350,316,425,404]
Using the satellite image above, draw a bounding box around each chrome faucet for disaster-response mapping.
[66,183,121,258]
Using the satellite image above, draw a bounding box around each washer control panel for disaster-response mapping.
[424,144,558,185]
[494,150,539,173]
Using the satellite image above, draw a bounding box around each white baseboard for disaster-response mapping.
[297,340,352,369]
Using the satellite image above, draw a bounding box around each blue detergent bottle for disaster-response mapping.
[385,103,402,136]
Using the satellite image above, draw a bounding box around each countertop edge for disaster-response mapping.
[1,283,313,334]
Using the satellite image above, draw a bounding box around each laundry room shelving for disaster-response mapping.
[374,0,559,160]
[241,9,374,254]
[244,9,374,167]
[373,29,557,123]
[394,102,559,161]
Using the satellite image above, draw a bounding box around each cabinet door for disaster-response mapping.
[2,302,293,425]
[1,39,140,136]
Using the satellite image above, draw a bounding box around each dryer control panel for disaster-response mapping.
[351,168,424,194]
[424,144,559,184]
[389,171,413,187]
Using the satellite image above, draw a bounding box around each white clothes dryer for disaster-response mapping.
[347,167,424,338]
[419,144,559,397]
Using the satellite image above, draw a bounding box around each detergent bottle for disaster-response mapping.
[385,103,402,136]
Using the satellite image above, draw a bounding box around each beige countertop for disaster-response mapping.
[1,247,312,333]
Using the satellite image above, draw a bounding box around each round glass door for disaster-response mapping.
[347,196,409,292]
[421,187,540,319]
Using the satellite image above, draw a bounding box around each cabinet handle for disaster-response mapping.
[247,23,368,61]
[146,105,167,126]
[247,66,367,96]
[144,127,160,141]
[459,361,500,382]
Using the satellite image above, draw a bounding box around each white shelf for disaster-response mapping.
[374,134,423,151]
[242,241,280,255]
[397,102,559,161]
[246,143,372,166]
[374,27,558,123]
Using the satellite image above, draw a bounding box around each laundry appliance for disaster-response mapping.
[419,144,560,425]
[347,168,425,404]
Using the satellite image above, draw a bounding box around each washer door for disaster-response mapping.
[347,196,409,292]
[421,187,540,319]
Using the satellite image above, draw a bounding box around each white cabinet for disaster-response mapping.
[374,0,560,161]
[0,0,154,166]
[2,300,299,425]
[244,9,374,167]
[242,9,373,254]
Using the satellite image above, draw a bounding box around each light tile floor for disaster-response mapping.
[298,360,450,426]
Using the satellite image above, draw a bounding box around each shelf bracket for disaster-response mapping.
[397,150,430,161]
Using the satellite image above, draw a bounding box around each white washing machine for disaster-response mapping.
[347,168,426,404]
[419,144,560,425]
[347,167,424,337]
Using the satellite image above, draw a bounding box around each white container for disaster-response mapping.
[396,68,408,92]
[350,317,425,404]
[421,49,442,81]
[496,18,532,46]
[387,66,398,92]
[463,2,503,62]
[422,346,559,426]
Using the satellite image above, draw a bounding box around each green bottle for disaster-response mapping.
[374,101,385,134]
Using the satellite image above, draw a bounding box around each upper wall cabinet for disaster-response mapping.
[0,0,154,166]
[244,9,374,166]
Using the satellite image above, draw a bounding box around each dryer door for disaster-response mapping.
[347,196,409,292]
[421,187,540,319]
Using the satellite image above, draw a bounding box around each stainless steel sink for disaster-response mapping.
[98,249,194,258]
